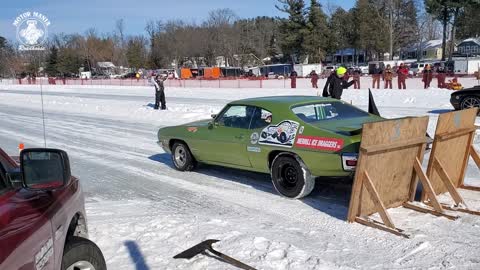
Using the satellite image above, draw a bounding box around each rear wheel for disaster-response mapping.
[62,237,106,270]
[271,155,315,199]
[461,96,480,110]
[172,142,196,171]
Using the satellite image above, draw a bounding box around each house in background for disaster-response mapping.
[401,39,446,60]
[457,38,480,56]
[332,48,366,66]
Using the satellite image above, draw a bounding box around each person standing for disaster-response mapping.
[153,75,167,110]
[310,70,319,89]
[321,67,355,100]
[352,69,361,89]
[383,64,393,89]
[372,64,382,89]
[290,70,298,89]
[397,63,408,89]
[436,64,447,88]
[422,64,433,89]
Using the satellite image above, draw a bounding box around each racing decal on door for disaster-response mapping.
[295,135,344,151]
[259,120,299,148]
[250,132,259,144]
[35,237,53,270]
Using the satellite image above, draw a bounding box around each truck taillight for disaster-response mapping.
[342,153,358,171]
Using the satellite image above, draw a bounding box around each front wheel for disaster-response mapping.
[172,142,196,171]
[62,237,106,270]
[271,155,315,199]
[460,96,480,110]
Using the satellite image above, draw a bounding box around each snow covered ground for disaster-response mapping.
[1,77,480,269]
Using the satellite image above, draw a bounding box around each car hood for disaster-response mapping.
[183,119,211,127]
[309,116,382,136]
[452,85,480,95]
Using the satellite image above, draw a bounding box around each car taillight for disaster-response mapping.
[342,153,358,171]
[346,160,357,166]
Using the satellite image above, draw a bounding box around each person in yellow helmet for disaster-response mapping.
[321,66,356,99]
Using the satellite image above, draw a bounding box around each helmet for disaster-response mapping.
[336,67,347,76]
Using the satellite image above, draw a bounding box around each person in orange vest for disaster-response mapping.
[422,64,433,89]
[372,64,382,89]
[310,70,319,88]
[436,64,446,88]
[352,69,361,89]
[290,70,298,89]
[383,64,393,89]
[397,63,408,89]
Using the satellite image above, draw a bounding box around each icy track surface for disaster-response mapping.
[1,77,480,269]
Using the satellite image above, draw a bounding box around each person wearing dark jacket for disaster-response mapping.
[422,64,433,89]
[153,75,166,110]
[372,64,382,89]
[321,67,355,100]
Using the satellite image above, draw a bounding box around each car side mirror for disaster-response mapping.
[20,148,71,190]
[211,114,217,119]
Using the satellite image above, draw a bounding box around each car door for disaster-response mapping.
[202,105,253,167]
[246,107,274,170]
[0,162,55,270]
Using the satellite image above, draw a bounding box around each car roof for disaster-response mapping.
[229,96,340,109]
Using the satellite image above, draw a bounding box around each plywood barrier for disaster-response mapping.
[423,108,480,215]
[348,117,457,238]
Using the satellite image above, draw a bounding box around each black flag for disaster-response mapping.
[368,88,380,116]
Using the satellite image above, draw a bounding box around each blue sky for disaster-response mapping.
[1,0,355,41]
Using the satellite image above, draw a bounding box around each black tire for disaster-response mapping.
[62,236,106,270]
[172,142,196,171]
[271,155,315,199]
[460,96,480,110]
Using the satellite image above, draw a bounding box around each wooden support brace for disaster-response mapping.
[403,202,458,220]
[413,157,444,213]
[362,171,396,229]
[436,127,476,141]
[433,158,466,206]
[463,146,480,191]
[360,137,426,155]
[355,217,409,238]
[439,203,480,216]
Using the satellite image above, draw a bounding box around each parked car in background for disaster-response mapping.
[0,147,106,270]
[450,85,480,110]
[157,96,382,199]
[409,62,433,76]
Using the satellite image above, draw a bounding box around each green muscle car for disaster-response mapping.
[157,96,382,198]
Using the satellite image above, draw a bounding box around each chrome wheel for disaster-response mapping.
[66,261,96,270]
[461,97,480,109]
[174,145,187,167]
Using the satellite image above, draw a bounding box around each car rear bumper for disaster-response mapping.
[157,140,171,154]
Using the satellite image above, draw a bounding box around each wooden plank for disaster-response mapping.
[439,203,480,216]
[347,164,365,222]
[409,142,426,202]
[461,185,480,192]
[362,171,395,229]
[403,202,458,220]
[414,157,444,212]
[470,145,480,169]
[360,137,426,154]
[435,127,476,141]
[459,132,475,187]
[354,217,409,238]
[433,158,466,206]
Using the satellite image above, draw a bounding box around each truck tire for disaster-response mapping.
[172,142,196,171]
[271,155,315,199]
[62,237,106,270]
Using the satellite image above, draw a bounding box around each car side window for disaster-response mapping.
[217,105,252,129]
[249,107,272,129]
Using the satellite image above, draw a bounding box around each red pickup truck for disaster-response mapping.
[0,147,106,270]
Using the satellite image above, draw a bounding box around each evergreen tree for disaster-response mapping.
[126,37,147,70]
[456,3,480,39]
[304,0,329,63]
[328,8,355,55]
[276,0,308,63]
[45,46,59,76]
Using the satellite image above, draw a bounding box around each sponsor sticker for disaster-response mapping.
[295,135,344,151]
[187,127,198,133]
[299,126,304,134]
[250,132,259,144]
[247,146,261,153]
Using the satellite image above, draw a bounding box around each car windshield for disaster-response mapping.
[292,102,370,123]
